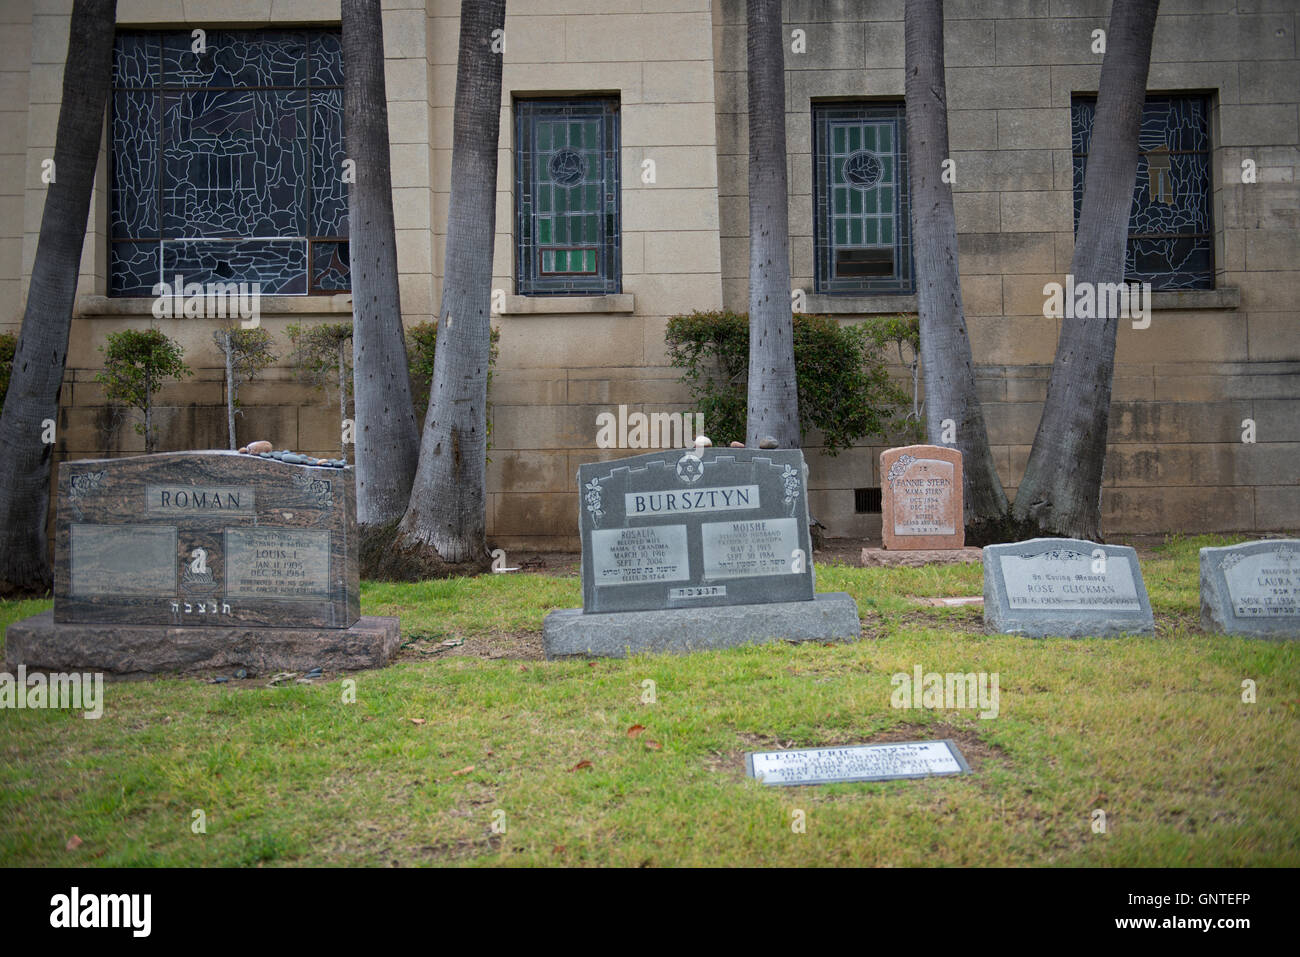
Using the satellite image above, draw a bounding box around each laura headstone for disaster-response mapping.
[1199,539,1299,640]
[543,446,859,657]
[5,451,401,677]
[880,445,964,550]
[746,740,971,786]
[983,537,1155,637]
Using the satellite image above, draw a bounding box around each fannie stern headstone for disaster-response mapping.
[1199,539,1299,639]
[544,446,859,657]
[983,537,1155,637]
[880,445,964,550]
[4,451,401,677]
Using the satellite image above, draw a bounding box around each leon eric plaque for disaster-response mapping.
[1200,539,1299,639]
[983,537,1155,637]
[746,740,971,786]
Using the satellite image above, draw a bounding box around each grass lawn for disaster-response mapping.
[1,533,1297,867]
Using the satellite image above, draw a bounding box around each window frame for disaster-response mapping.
[812,101,914,296]
[108,28,350,298]
[513,96,622,297]
[1070,92,1215,291]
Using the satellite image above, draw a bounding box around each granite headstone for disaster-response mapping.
[983,537,1155,637]
[5,451,401,676]
[880,445,964,550]
[544,446,859,657]
[1199,539,1299,640]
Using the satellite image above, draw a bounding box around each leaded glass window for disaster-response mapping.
[514,99,621,296]
[1071,94,1213,290]
[110,30,349,296]
[813,103,913,295]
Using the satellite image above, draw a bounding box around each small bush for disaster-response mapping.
[95,328,191,453]
[0,331,16,409]
[664,310,919,454]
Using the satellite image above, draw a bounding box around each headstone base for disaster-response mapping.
[543,592,860,659]
[862,547,983,567]
[4,611,401,678]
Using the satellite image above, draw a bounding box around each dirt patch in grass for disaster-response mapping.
[398,630,544,662]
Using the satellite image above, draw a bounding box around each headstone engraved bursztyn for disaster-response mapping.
[880,445,964,550]
[1199,539,1299,640]
[5,451,401,676]
[983,537,1155,637]
[543,446,860,657]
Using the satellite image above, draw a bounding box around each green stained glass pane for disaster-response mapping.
[864,220,876,245]
[881,219,892,244]
[585,184,598,210]
[585,215,597,243]
[850,220,862,245]
[585,249,596,272]
[833,126,845,153]
[849,189,862,214]
[542,249,554,272]
[538,123,552,152]
[555,250,568,271]
[848,126,860,151]
[584,122,597,149]
[554,188,566,214]
[879,186,893,211]
[834,187,847,214]
[881,156,894,183]
[832,157,844,184]
[863,189,877,214]
[835,218,847,245]
[539,219,552,243]
[570,121,582,147]
[556,216,568,242]
[863,126,876,152]
[879,125,892,152]
[539,185,551,213]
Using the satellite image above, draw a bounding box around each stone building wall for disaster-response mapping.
[1,0,1295,552]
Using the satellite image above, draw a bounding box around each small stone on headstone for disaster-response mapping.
[730,441,744,448]
[247,441,272,454]
[758,436,778,450]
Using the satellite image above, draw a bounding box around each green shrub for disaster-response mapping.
[95,328,191,453]
[664,310,919,454]
[0,332,16,409]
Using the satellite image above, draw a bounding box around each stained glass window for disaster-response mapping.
[813,103,913,295]
[514,99,621,296]
[110,30,348,296]
[1072,94,1213,290]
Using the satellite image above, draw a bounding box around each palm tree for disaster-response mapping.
[904,0,1009,531]
[342,0,421,526]
[745,0,799,449]
[1013,0,1161,540]
[0,0,117,596]
[396,0,506,570]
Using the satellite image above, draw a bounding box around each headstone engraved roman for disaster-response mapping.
[746,740,971,786]
[983,537,1155,637]
[880,445,964,550]
[1199,539,1300,640]
[544,446,860,657]
[5,451,401,676]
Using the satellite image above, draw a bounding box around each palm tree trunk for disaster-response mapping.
[745,0,799,449]
[0,0,117,595]
[338,339,348,461]
[1013,0,1160,540]
[397,0,505,569]
[343,0,420,524]
[904,0,1009,530]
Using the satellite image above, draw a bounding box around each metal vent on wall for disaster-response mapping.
[855,488,882,514]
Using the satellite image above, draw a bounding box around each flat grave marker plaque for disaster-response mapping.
[1200,539,1299,639]
[983,537,1155,637]
[745,740,971,786]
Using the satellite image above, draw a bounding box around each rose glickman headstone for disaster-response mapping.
[983,537,1155,637]
[880,445,964,550]
[1200,539,1299,639]
[543,446,859,657]
[5,451,401,676]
